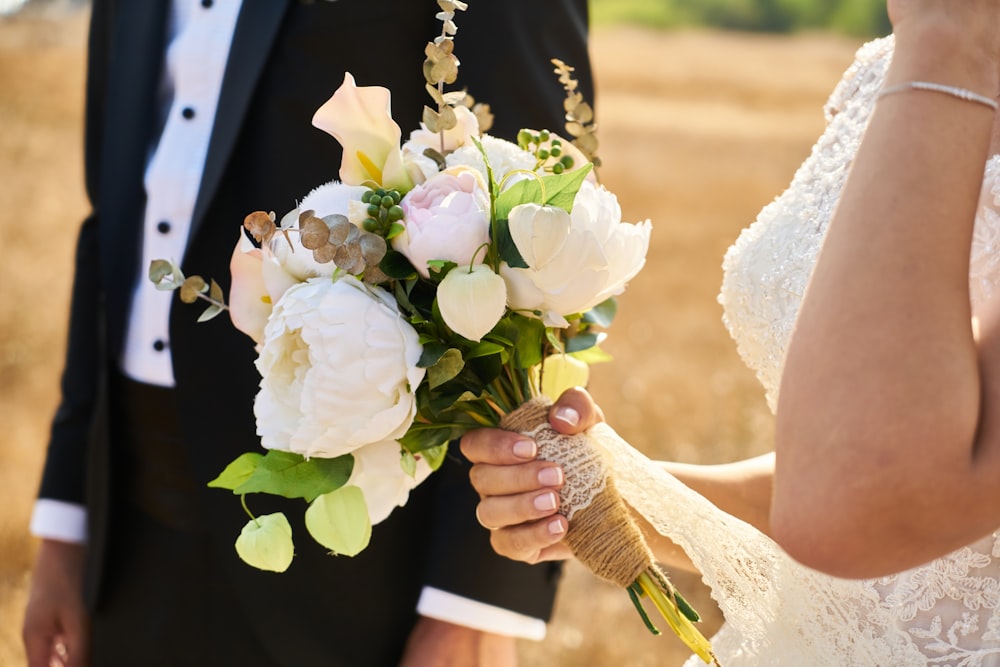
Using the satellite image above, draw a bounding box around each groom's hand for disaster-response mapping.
[23,539,90,667]
[399,617,516,666]
[460,387,605,564]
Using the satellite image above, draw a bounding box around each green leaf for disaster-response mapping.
[380,249,417,280]
[566,332,602,354]
[421,443,449,471]
[493,217,528,269]
[305,486,372,557]
[582,298,618,328]
[418,341,450,369]
[511,315,546,369]
[233,450,354,502]
[386,221,405,241]
[208,452,264,490]
[494,163,594,220]
[428,348,465,388]
[571,345,614,364]
[466,341,505,360]
[400,449,418,478]
[399,423,457,454]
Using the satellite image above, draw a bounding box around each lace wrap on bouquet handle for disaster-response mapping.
[500,398,652,588]
[588,422,927,667]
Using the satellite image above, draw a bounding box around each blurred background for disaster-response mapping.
[0,1,884,664]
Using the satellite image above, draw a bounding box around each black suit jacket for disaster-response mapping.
[39,1,592,665]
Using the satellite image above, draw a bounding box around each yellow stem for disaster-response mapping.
[637,571,719,666]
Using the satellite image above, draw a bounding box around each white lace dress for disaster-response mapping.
[596,36,1000,666]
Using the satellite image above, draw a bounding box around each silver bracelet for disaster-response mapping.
[878,80,999,111]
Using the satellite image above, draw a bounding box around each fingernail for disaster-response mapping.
[534,491,558,512]
[512,439,536,459]
[553,406,580,427]
[537,466,563,487]
[547,518,566,535]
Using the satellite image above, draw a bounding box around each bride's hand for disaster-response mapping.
[460,388,605,564]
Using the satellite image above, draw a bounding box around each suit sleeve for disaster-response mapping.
[36,0,115,505]
[418,0,592,622]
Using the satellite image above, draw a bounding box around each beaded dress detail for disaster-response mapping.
[598,36,1000,666]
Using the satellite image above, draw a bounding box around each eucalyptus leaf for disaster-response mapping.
[208,452,264,491]
[582,298,618,328]
[305,486,371,557]
[233,450,354,502]
[197,304,225,323]
[565,332,601,354]
[149,259,175,286]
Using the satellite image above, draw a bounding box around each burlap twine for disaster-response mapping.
[500,397,655,588]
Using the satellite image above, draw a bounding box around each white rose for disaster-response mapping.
[254,276,425,458]
[393,167,490,278]
[500,181,651,327]
[348,440,433,525]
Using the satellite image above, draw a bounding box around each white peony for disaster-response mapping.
[500,180,652,327]
[254,275,425,458]
[445,135,536,190]
[269,181,370,281]
[348,440,433,524]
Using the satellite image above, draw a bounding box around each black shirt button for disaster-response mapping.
[153,339,167,352]
[157,220,171,234]
[181,107,195,120]
[201,0,213,7]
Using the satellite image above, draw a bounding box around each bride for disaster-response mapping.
[461,1,1000,665]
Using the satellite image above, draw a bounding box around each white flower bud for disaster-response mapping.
[437,264,507,341]
[535,353,590,400]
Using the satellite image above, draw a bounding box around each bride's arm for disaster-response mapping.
[461,388,776,572]
[774,2,1000,578]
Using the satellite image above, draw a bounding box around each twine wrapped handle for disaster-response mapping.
[500,397,720,666]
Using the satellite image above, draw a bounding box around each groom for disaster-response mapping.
[23,1,593,665]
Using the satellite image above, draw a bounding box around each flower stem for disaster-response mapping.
[636,570,718,665]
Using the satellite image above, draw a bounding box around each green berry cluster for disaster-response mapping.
[361,188,405,236]
[516,129,575,174]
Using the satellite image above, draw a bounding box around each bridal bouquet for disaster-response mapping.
[151,2,715,663]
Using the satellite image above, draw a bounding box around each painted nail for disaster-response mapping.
[547,518,566,535]
[512,439,537,460]
[553,406,580,427]
[534,491,558,512]
[537,466,563,487]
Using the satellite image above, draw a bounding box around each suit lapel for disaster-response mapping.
[186,0,292,249]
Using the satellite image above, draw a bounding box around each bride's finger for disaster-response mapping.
[460,427,538,465]
[469,461,564,497]
[488,518,572,564]
[475,489,561,532]
[549,386,605,435]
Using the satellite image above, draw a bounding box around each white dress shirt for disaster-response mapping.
[31,0,545,640]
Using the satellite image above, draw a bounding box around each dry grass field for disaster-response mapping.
[0,8,864,666]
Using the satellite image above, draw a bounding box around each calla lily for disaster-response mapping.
[313,72,413,192]
[234,512,295,572]
[437,264,507,341]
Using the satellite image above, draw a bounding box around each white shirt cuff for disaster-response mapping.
[417,586,547,640]
[30,499,88,544]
